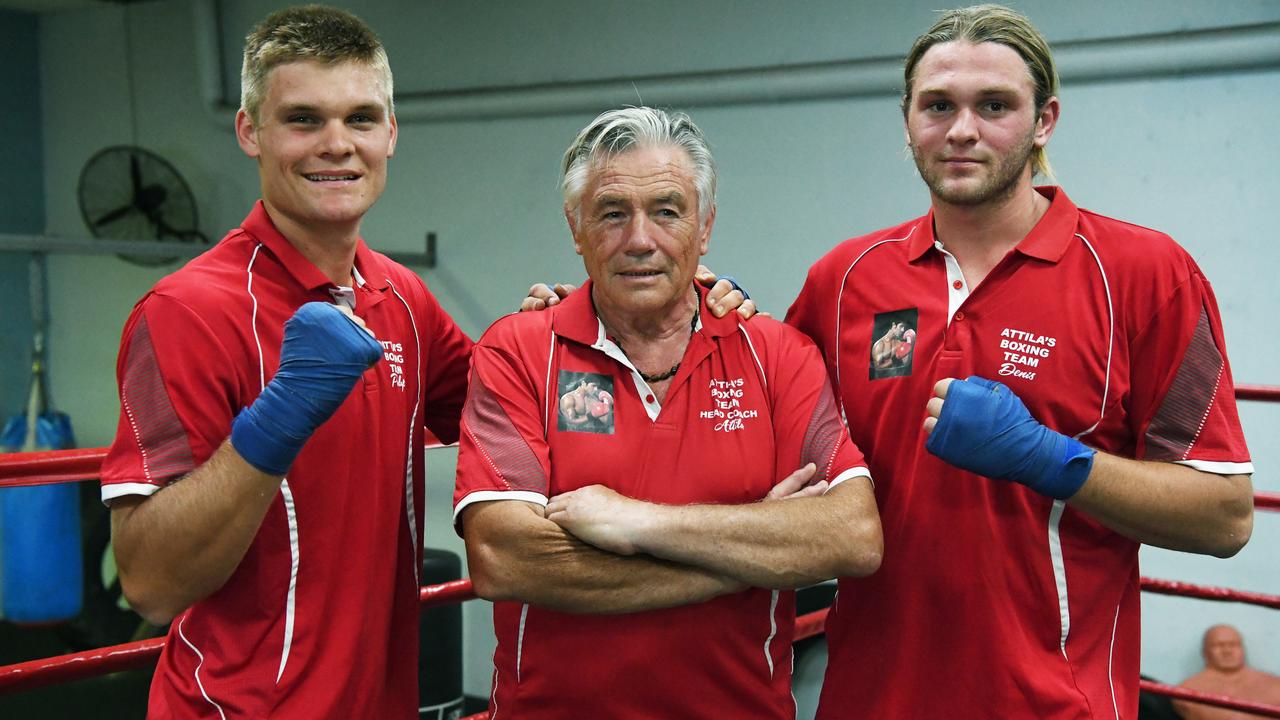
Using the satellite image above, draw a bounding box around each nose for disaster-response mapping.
[946,107,980,145]
[622,214,658,255]
[318,120,355,157]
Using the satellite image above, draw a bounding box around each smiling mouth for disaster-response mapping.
[303,173,360,182]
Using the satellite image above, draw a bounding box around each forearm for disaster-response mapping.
[111,440,283,623]
[629,480,882,588]
[1068,452,1253,557]
[463,502,742,614]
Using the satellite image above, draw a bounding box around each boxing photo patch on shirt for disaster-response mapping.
[869,308,919,380]
[557,371,616,434]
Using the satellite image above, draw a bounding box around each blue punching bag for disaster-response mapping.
[1,259,82,624]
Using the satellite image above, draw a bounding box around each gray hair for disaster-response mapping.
[560,107,717,227]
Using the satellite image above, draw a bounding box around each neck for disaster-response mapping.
[264,202,360,286]
[932,179,1049,264]
[594,285,699,347]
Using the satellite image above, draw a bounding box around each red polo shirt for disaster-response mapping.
[101,202,472,719]
[454,281,868,719]
[787,187,1252,720]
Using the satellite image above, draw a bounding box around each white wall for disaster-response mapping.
[27,0,1280,704]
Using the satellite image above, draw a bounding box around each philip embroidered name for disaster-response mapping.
[380,340,406,390]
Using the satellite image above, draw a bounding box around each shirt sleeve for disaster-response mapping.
[1128,268,1251,474]
[416,286,474,445]
[452,329,552,530]
[100,293,242,503]
[761,321,870,490]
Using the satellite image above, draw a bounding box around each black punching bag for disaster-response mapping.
[419,549,463,720]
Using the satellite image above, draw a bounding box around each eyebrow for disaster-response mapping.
[590,189,691,209]
[917,85,1021,97]
[593,194,628,208]
[276,102,385,115]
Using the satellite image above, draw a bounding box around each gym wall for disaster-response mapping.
[0,7,42,441]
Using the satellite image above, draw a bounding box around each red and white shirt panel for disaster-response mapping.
[101,201,472,719]
[454,281,868,720]
[786,187,1251,720]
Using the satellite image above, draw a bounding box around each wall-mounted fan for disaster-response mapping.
[77,145,210,267]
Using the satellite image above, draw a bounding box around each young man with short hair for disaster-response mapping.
[102,7,471,716]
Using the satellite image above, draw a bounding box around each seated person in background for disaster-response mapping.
[1174,624,1280,719]
[453,106,882,719]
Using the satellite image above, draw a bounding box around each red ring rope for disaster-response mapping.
[1236,384,1280,402]
[0,442,457,489]
[0,447,104,487]
[1141,577,1280,610]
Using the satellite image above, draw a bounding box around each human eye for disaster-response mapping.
[925,100,951,113]
[348,113,377,126]
[287,113,319,126]
[983,100,1008,113]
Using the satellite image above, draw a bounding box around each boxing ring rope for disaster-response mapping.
[2,385,1278,716]
[1237,384,1280,402]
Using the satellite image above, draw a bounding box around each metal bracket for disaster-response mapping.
[0,233,209,259]
[385,232,436,268]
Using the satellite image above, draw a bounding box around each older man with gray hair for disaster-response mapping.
[453,106,883,719]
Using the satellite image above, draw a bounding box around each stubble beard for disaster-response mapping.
[911,127,1037,207]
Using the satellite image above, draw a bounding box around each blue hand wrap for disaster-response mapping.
[924,376,1095,500]
[231,302,383,476]
[716,275,750,301]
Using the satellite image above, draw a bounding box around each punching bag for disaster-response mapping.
[0,255,82,624]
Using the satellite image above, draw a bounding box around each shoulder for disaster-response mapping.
[1075,207,1199,283]
[148,229,261,312]
[151,228,261,298]
[734,316,826,374]
[737,315,819,351]
[477,308,555,352]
